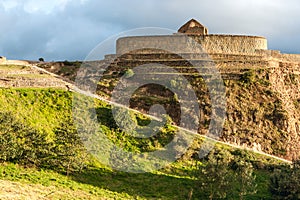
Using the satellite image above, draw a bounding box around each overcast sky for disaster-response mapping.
[0,0,300,61]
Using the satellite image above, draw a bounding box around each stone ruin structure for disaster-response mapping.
[95,19,300,160]
[102,18,300,76]
[91,17,300,92]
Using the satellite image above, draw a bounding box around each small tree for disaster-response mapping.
[47,119,88,175]
[198,148,234,200]
[233,159,257,199]
[38,57,44,62]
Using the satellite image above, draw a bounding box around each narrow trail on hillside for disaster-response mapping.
[30,64,292,164]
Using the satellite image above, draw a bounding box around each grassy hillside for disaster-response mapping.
[0,88,72,134]
[0,88,296,199]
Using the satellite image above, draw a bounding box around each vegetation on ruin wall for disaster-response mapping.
[224,69,289,156]
[1,88,300,199]
[95,66,297,159]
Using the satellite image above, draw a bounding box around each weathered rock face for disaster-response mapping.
[222,67,299,160]
[267,63,300,159]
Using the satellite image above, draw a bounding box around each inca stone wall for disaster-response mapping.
[116,35,267,55]
[194,35,267,54]
[113,33,300,78]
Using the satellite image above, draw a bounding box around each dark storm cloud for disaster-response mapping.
[0,0,300,61]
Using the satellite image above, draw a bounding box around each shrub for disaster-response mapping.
[124,69,135,78]
[63,60,72,66]
[293,99,300,109]
[197,148,257,199]
[270,161,300,199]
[289,73,298,85]
[0,111,51,166]
[44,118,88,175]
[240,70,255,84]
[0,111,88,174]
[232,158,257,199]
[197,148,234,199]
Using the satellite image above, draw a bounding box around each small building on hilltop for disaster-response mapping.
[178,19,209,35]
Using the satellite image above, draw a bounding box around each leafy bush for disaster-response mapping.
[270,161,300,199]
[197,148,234,199]
[124,69,135,78]
[63,60,72,66]
[0,111,51,166]
[240,70,255,84]
[0,111,88,174]
[293,99,300,109]
[288,73,298,85]
[197,148,257,199]
[45,118,88,174]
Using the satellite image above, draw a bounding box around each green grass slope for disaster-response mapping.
[0,88,293,199]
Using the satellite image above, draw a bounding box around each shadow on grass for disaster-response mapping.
[70,167,200,199]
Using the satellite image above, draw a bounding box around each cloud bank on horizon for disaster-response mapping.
[0,0,299,61]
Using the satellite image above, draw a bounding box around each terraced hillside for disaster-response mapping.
[36,51,300,161]
[0,64,68,89]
